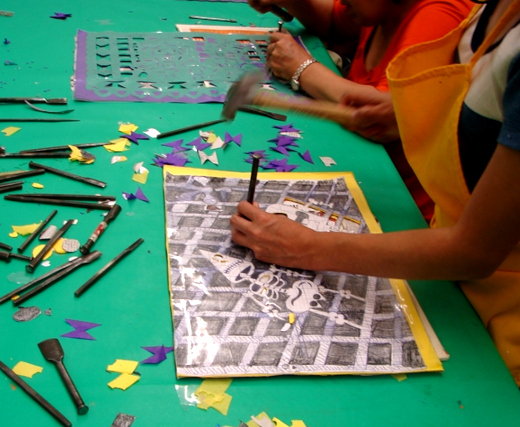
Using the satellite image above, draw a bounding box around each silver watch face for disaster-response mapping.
[291,78,299,91]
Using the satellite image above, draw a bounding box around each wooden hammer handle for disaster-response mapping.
[251,91,356,128]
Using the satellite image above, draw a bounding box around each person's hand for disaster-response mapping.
[230,201,317,269]
[341,89,400,143]
[267,32,312,81]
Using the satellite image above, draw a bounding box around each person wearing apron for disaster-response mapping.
[230,0,520,386]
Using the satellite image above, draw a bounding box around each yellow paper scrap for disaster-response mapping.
[288,313,296,324]
[290,422,307,427]
[107,373,140,390]
[105,138,129,152]
[195,378,232,397]
[209,392,232,416]
[111,155,128,164]
[119,123,138,135]
[52,238,67,254]
[392,373,408,382]
[12,222,41,236]
[9,231,18,238]
[32,182,44,189]
[2,126,21,136]
[12,361,43,378]
[32,244,53,260]
[132,170,149,184]
[107,359,139,374]
[248,412,272,427]
[69,145,95,164]
[272,418,290,427]
[206,132,217,143]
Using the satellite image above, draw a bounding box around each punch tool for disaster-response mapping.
[0,251,101,305]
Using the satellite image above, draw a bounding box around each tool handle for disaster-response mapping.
[75,238,143,297]
[157,118,227,139]
[29,161,107,188]
[271,5,293,22]
[18,209,58,254]
[55,362,89,415]
[80,204,121,254]
[0,360,71,427]
[252,91,356,128]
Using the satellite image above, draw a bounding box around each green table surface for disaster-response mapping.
[0,1,518,426]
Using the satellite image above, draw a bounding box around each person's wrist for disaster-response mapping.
[290,58,317,91]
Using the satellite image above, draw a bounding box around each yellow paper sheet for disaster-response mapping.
[106,359,139,374]
[12,361,43,378]
[32,244,53,260]
[107,373,140,390]
[164,167,444,376]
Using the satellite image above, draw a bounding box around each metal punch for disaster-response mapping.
[4,193,116,210]
[0,251,101,306]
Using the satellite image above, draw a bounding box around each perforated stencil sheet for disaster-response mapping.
[74,30,291,103]
[164,171,441,377]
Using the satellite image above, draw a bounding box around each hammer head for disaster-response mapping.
[221,71,264,120]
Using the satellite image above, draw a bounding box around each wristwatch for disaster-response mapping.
[290,59,317,91]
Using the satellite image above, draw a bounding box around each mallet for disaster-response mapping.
[221,72,356,128]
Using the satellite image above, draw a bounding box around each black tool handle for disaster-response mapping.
[80,204,122,254]
[271,5,293,22]
[0,359,71,427]
[75,238,143,297]
[157,118,226,139]
[26,219,74,273]
[17,209,58,254]
[0,241,12,251]
[55,360,89,415]
[247,154,261,204]
[29,161,107,188]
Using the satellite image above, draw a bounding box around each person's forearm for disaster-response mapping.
[305,227,497,281]
[298,63,374,103]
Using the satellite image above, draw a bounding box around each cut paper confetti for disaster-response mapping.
[132,162,149,184]
[274,123,300,133]
[12,223,41,236]
[141,345,174,364]
[12,361,43,378]
[108,373,140,390]
[69,145,95,163]
[320,156,337,167]
[199,150,218,165]
[299,150,314,164]
[32,183,44,189]
[195,378,233,415]
[12,306,41,322]
[122,187,149,202]
[153,153,190,167]
[107,359,139,374]
[224,132,242,147]
[110,413,136,427]
[121,131,149,145]
[32,244,53,260]
[60,318,101,340]
[187,137,211,152]
[50,12,71,20]
[119,123,138,135]
[210,137,225,150]
[144,128,160,138]
[111,155,128,164]
[105,138,130,152]
[161,139,190,153]
[2,126,21,136]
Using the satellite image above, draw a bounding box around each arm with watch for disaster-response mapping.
[267,32,376,103]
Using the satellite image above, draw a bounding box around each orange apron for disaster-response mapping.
[387,0,520,386]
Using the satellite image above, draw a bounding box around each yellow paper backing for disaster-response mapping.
[163,166,443,374]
